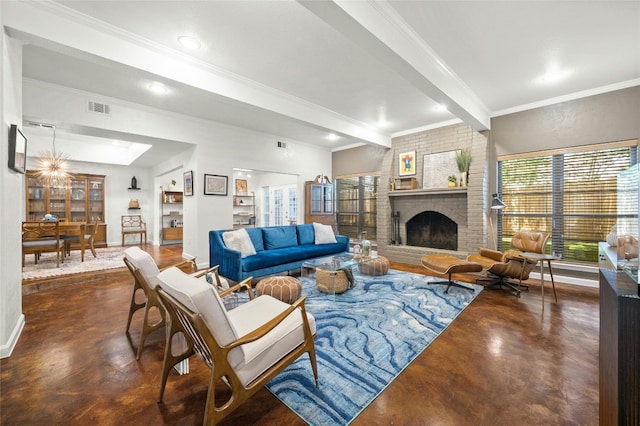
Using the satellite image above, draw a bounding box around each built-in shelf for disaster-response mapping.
[389,187,467,197]
[128,207,141,210]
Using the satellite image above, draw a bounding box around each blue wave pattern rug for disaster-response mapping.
[264,268,482,425]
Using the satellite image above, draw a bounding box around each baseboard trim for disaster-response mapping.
[1,314,25,359]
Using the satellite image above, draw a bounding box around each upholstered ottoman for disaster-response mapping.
[358,256,390,276]
[256,276,302,304]
[316,268,354,294]
[421,254,482,293]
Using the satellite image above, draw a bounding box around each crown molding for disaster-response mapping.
[492,79,640,117]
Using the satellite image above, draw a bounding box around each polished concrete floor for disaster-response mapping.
[2,244,600,425]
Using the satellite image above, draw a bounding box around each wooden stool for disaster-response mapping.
[421,254,482,293]
[256,276,302,304]
[358,256,390,276]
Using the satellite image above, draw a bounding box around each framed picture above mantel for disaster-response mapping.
[398,151,416,176]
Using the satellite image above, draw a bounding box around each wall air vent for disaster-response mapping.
[87,101,111,115]
[277,141,287,148]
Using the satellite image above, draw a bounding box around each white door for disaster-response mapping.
[263,184,297,226]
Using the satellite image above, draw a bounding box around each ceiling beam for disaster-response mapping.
[3,1,391,147]
[299,0,491,131]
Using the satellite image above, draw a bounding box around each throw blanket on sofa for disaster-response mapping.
[210,224,349,282]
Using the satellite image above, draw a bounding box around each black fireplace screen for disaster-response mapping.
[406,211,457,250]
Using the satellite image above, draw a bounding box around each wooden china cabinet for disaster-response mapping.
[25,171,108,247]
[304,180,335,227]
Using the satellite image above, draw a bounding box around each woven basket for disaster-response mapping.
[316,268,350,294]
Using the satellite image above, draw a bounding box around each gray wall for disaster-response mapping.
[332,144,388,178]
[492,86,640,157]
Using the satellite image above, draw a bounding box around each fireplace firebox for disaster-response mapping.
[406,211,457,250]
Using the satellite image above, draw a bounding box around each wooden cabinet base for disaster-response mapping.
[163,227,183,241]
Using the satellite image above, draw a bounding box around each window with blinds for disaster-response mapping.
[498,141,637,263]
[336,174,380,241]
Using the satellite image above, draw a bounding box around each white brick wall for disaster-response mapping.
[377,123,489,265]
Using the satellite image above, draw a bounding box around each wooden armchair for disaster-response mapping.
[156,266,318,425]
[467,230,550,296]
[22,221,65,268]
[123,246,202,360]
[121,215,147,246]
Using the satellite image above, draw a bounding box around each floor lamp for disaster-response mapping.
[489,193,506,250]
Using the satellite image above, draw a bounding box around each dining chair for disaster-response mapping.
[22,221,65,268]
[64,221,101,262]
[156,266,318,425]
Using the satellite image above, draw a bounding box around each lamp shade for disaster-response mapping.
[491,193,506,210]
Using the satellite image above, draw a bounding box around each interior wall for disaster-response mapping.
[332,144,387,177]
[492,86,640,156]
[1,30,25,358]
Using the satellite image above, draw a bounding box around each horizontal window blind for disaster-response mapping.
[498,141,637,263]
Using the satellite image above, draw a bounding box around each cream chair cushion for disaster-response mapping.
[124,246,161,289]
[157,267,316,386]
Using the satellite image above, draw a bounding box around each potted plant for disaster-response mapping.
[455,149,472,186]
[447,175,457,187]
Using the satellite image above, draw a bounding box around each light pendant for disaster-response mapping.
[34,125,71,187]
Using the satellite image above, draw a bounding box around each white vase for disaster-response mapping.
[459,173,466,187]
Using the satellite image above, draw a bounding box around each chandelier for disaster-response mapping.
[33,123,70,187]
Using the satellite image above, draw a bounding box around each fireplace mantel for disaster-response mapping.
[388,188,467,197]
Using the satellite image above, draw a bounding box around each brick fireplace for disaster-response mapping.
[377,123,490,265]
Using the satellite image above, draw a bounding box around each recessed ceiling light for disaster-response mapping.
[178,35,201,50]
[327,133,339,141]
[434,104,448,112]
[147,82,168,95]
[539,69,571,84]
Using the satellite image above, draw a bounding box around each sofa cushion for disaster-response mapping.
[262,226,298,250]
[222,228,256,258]
[245,227,265,252]
[313,222,337,244]
[242,242,346,272]
[296,224,315,245]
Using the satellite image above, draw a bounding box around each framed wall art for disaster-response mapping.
[398,150,416,176]
[204,174,228,196]
[422,150,458,189]
[183,170,194,196]
[235,178,248,195]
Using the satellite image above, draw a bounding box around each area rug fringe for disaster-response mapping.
[262,269,482,426]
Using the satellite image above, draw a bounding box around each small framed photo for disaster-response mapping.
[399,150,416,176]
[204,174,228,196]
[235,179,248,195]
[183,170,194,196]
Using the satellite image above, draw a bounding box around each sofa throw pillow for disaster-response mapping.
[313,222,337,244]
[222,228,257,258]
[263,226,298,250]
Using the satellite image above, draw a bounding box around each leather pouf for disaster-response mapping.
[358,256,390,276]
[256,276,302,304]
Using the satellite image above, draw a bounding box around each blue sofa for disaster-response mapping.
[210,224,349,282]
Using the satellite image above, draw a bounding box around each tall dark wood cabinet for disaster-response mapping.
[599,269,640,425]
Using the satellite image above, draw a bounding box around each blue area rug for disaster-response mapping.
[265,268,482,425]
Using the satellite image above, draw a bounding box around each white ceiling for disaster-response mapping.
[8,1,640,167]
